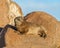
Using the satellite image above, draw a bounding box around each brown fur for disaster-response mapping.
[14,17,47,38]
[0,0,9,27]
[58,46,60,48]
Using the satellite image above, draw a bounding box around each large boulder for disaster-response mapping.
[0,0,9,27]
[7,0,23,26]
[0,0,23,27]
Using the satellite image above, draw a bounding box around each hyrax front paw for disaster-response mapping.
[38,30,47,39]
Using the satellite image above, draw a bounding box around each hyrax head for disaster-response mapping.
[14,16,24,26]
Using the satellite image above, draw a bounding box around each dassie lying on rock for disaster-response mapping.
[14,16,47,38]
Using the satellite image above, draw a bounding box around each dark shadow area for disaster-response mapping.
[0,24,17,48]
[0,27,6,48]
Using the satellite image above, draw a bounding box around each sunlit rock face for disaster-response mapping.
[59,21,60,22]
[0,0,9,27]
[7,0,23,26]
[0,0,23,27]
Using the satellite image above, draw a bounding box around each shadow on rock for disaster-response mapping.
[0,27,6,48]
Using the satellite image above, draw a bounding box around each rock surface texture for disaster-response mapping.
[0,0,9,27]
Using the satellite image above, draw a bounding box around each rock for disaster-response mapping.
[7,0,23,26]
[5,28,55,48]
[0,0,23,27]
[0,0,9,27]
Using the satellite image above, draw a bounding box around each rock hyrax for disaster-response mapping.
[14,16,47,38]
